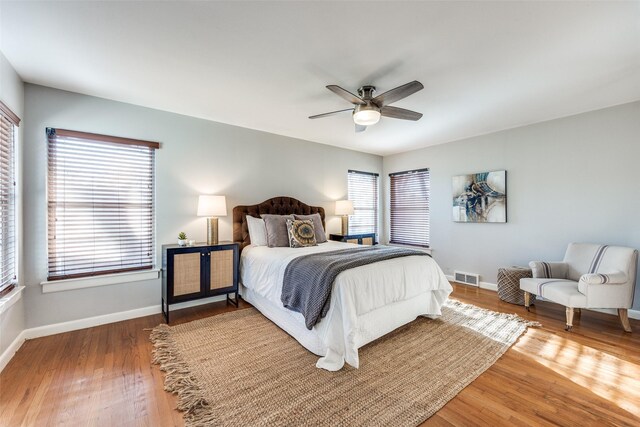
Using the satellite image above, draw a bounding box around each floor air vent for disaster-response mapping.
[454,271,480,286]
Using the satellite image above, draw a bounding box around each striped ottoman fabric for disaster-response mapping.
[497,267,533,305]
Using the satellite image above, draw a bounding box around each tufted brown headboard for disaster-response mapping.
[233,196,326,252]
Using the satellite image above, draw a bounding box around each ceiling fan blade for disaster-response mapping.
[372,80,424,107]
[308,108,354,119]
[326,85,366,105]
[355,124,367,133]
[380,106,423,121]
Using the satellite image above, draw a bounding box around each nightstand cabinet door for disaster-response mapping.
[208,246,237,293]
[173,252,202,296]
[164,246,207,303]
[361,236,374,245]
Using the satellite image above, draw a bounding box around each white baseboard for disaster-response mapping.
[590,307,640,319]
[0,329,27,373]
[446,275,498,292]
[22,305,162,340]
[446,275,640,320]
[0,294,228,373]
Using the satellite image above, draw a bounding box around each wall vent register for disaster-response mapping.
[454,271,480,286]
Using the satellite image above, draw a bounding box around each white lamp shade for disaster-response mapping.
[197,195,227,217]
[335,200,354,216]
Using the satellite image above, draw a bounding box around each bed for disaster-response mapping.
[234,196,452,371]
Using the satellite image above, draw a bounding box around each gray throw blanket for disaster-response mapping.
[281,245,429,329]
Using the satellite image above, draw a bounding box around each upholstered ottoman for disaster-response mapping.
[497,267,533,305]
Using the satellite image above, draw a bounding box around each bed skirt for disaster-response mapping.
[240,283,449,371]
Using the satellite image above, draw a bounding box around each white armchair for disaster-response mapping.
[519,243,638,332]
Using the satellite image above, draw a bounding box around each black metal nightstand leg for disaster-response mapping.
[161,297,169,323]
[227,292,239,307]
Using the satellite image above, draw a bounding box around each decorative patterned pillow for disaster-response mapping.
[286,219,317,248]
[293,213,327,243]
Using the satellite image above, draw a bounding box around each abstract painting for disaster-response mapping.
[452,170,506,223]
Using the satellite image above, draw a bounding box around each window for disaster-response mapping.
[0,101,19,296]
[47,128,159,281]
[347,170,379,236]
[389,168,430,247]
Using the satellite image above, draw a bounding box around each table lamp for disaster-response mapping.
[335,200,354,235]
[197,195,227,245]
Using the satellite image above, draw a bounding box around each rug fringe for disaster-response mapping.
[149,324,219,426]
[446,299,542,328]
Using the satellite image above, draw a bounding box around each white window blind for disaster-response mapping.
[389,168,430,247]
[0,102,18,296]
[47,128,159,281]
[347,170,379,236]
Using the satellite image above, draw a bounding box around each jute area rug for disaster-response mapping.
[150,300,538,427]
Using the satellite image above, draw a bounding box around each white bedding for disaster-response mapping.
[240,241,452,370]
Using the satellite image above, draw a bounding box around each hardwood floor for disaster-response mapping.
[1,284,638,426]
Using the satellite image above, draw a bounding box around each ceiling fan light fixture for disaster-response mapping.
[353,106,381,126]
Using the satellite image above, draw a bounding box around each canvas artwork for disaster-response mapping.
[452,170,506,223]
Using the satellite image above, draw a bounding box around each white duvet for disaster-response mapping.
[240,241,452,370]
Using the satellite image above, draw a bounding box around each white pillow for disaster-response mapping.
[246,215,268,246]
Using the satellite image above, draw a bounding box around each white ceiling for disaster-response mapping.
[2,1,639,156]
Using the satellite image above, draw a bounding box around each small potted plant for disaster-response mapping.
[178,232,188,246]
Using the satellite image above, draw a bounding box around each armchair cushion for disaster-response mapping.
[579,271,627,285]
[529,261,568,279]
[520,278,587,307]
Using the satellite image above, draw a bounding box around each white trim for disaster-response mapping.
[446,276,639,319]
[23,305,161,339]
[590,307,640,320]
[0,330,26,373]
[23,294,227,339]
[0,285,24,315]
[41,269,160,293]
[0,294,229,373]
[446,275,497,291]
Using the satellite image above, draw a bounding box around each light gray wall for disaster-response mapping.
[22,84,382,328]
[0,50,25,356]
[383,100,640,310]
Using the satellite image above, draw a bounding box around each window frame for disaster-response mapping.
[0,100,19,297]
[46,128,159,281]
[347,169,379,237]
[389,168,430,248]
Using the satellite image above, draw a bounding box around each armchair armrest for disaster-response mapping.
[577,272,633,308]
[529,261,568,279]
[579,272,627,285]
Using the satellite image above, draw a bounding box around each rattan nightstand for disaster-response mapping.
[161,241,239,322]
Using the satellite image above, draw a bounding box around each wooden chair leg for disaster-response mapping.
[524,292,531,311]
[618,308,632,333]
[565,307,574,331]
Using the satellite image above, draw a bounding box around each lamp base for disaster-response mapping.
[341,216,349,235]
[207,217,219,245]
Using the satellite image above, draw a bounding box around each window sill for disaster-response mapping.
[41,269,160,293]
[0,286,24,316]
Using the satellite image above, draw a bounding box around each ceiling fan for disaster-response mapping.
[309,80,424,132]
